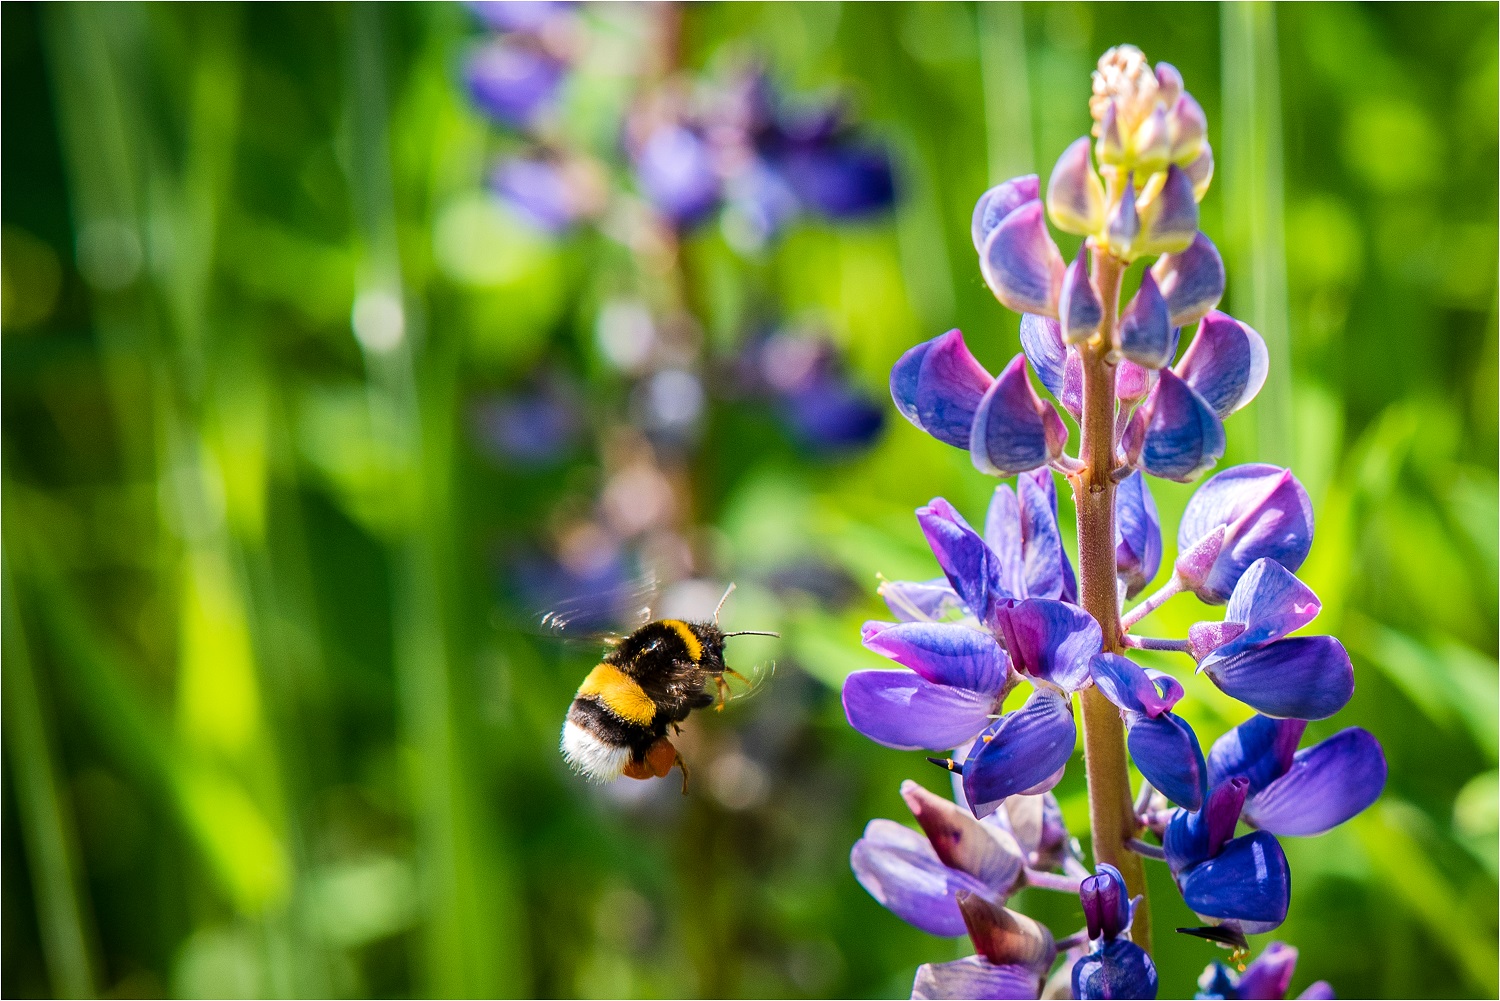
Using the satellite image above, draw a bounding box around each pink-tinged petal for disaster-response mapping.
[1089,653,1179,716]
[1152,232,1225,328]
[1119,269,1175,368]
[1206,714,1306,795]
[1244,728,1386,836]
[912,957,1042,1001]
[1178,465,1314,603]
[1018,314,1068,402]
[1059,246,1103,343]
[842,670,996,751]
[880,577,965,623]
[1115,470,1163,598]
[1169,93,1208,164]
[1046,137,1106,236]
[1133,368,1226,482]
[1105,176,1140,259]
[1176,311,1270,419]
[863,620,1012,693]
[918,498,1003,623]
[1199,559,1321,667]
[959,893,1057,973]
[1156,62,1184,106]
[1132,105,1171,175]
[1174,524,1226,593]
[1236,942,1298,1001]
[963,688,1077,818]
[1138,165,1199,255]
[981,201,1066,316]
[1185,143,1215,201]
[970,355,1067,477]
[1202,636,1355,721]
[973,176,1041,254]
[901,780,1025,895]
[851,819,986,936]
[1117,360,1153,403]
[994,599,1102,692]
[891,329,995,449]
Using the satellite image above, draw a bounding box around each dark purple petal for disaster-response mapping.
[842,670,996,750]
[1131,368,1226,482]
[1090,653,1179,717]
[1072,939,1159,1000]
[1201,559,1322,666]
[1175,311,1269,419]
[963,688,1077,818]
[1129,713,1207,811]
[880,578,965,622]
[994,600,1102,692]
[1165,778,1248,875]
[913,957,1041,1001]
[1236,942,1298,1000]
[634,124,721,227]
[1244,728,1386,836]
[973,176,1041,254]
[891,329,995,449]
[1060,246,1103,342]
[1115,470,1163,598]
[1151,233,1225,328]
[981,200,1065,316]
[901,780,1025,895]
[1119,269,1175,369]
[862,621,1011,694]
[1206,715,1305,795]
[1203,636,1354,721]
[1046,137,1106,235]
[1179,830,1290,927]
[465,39,565,129]
[970,356,1068,477]
[1138,165,1199,255]
[1177,465,1314,603]
[780,143,896,218]
[1019,469,1076,602]
[851,819,986,936]
[918,498,1002,624]
[1080,863,1130,941]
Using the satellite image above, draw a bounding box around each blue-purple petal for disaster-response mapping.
[851,819,987,936]
[1235,942,1299,1000]
[1138,164,1199,255]
[913,957,1042,1001]
[1178,465,1314,604]
[862,621,1011,694]
[1178,830,1291,926]
[1151,232,1225,328]
[1132,369,1226,482]
[1018,314,1068,402]
[1206,715,1305,795]
[963,688,1077,818]
[1129,713,1207,811]
[973,176,1041,255]
[1060,247,1103,342]
[985,484,1025,600]
[1203,636,1355,721]
[1072,939,1159,1000]
[1090,653,1179,717]
[465,39,565,129]
[780,143,896,219]
[891,330,995,449]
[970,356,1067,477]
[995,600,1102,692]
[1115,470,1163,599]
[1165,778,1248,875]
[880,578,966,622]
[842,670,996,751]
[918,499,1002,625]
[1119,269,1175,369]
[981,200,1066,316]
[1203,559,1322,666]
[1244,728,1386,836]
[1019,469,1076,602]
[1176,311,1269,420]
[1080,863,1130,941]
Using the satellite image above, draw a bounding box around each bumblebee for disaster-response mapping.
[559,585,775,790]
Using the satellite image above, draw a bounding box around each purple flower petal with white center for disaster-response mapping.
[918,498,1003,624]
[891,329,995,450]
[862,621,1012,693]
[1177,465,1314,603]
[1129,712,1207,811]
[1080,863,1130,941]
[1242,728,1386,836]
[1151,232,1225,328]
[1046,137,1107,236]
[981,200,1066,316]
[1202,635,1355,720]
[973,175,1041,254]
[1176,311,1269,419]
[1106,176,1140,258]
[1072,938,1159,1000]
[970,355,1069,477]
[901,780,1025,895]
[1118,269,1174,369]
[1060,246,1104,342]
[963,688,1077,818]
[1207,715,1305,795]
[1138,164,1199,255]
[635,124,721,228]
[465,39,565,129]
[1018,314,1083,417]
[1115,470,1162,598]
[1235,942,1299,1000]
[1199,559,1322,667]
[912,957,1041,1001]
[880,577,965,622]
[850,819,989,936]
[1179,830,1291,926]
[1090,653,1179,717]
[1127,368,1226,482]
[995,600,1102,692]
[842,670,997,750]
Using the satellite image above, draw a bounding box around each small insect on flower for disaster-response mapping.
[558,583,778,792]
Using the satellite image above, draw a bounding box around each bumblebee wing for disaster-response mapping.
[531,572,660,642]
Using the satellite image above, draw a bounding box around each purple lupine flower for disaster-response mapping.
[987,470,1078,603]
[1115,470,1163,598]
[1090,654,1206,810]
[1197,942,1334,1000]
[1073,864,1158,999]
[1186,558,1355,720]
[1206,713,1386,836]
[464,38,567,130]
[1163,777,1291,932]
[1176,466,1315,603]
[633,122,723,228]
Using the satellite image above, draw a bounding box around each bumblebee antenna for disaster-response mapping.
[713,582,736,626]
[723,630,780,639]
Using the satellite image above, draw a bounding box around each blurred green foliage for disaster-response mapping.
[2,3,1495,999]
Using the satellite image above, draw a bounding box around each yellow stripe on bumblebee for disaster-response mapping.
[660,619,704,662]
[576,664,656,724]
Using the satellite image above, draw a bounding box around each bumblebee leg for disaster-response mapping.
[713,674,730,711]
[674,750,689,795]
[725,667,750,684]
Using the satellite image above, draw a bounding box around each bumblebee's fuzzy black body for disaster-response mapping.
[560,619,731,784]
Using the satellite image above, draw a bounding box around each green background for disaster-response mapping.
[2,2,1495,998]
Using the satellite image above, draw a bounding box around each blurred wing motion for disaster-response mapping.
[533,572,658,643]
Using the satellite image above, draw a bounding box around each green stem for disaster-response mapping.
[1075,248,1152,953]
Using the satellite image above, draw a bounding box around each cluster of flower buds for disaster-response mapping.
[845,45,1385,999]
